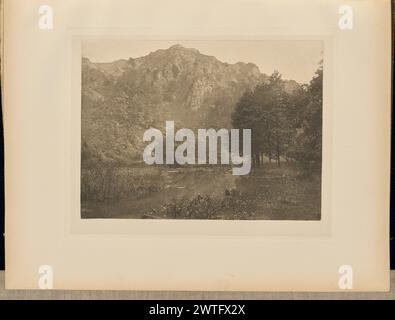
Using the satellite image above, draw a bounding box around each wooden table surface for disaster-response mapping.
[0,271,394,300]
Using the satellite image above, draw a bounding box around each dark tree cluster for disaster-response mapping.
[232,64,323,169]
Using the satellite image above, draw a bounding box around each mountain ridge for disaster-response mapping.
[81,44,300,163]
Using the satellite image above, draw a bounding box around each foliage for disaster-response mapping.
[81,161,161,202]
[146,193,257,220]
[231,64,323,169]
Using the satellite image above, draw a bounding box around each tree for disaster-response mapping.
[232,63,323,170]
[289,64,323,166]
[232,71,291,167]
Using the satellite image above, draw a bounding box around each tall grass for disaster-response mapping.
[81,162,161,202]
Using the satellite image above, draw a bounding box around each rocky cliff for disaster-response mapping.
[81,44,297,163]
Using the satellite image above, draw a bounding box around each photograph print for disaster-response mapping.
[81,40,323,220]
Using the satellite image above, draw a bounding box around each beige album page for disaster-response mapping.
[3,0,391,291]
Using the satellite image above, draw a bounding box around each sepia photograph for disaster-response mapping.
[3,0,391,294]
[81,40,323,220]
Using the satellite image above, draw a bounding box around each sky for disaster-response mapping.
[83,40,323,84]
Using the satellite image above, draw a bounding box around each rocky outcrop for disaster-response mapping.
[81,45,297,164]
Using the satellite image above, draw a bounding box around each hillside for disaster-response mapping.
[81,44,299,163]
